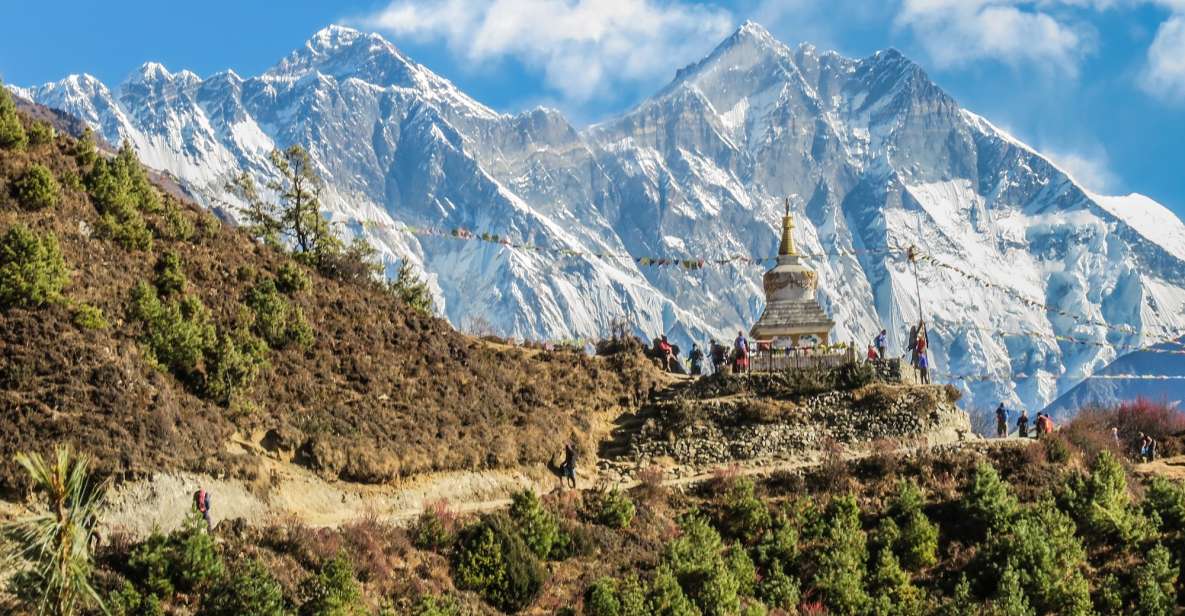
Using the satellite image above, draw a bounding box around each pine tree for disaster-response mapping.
[266,145,340,265]
[1133,545,1177,616]
[812,495,869,615]
[964,463,1018,539]
[991,566,1035,616]
[0,82,28,150]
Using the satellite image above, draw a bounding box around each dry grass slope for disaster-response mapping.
[0,104,657,496]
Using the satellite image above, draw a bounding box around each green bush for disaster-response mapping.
[12,164,61,210]
[663,515,739,616]
[812,495,869,615]
[277,261,311,294]
[388,261,433,315]
[1133,545,1177,616]
[725,545,756,597]
[410,595,461,616]
[412,507,455,552]
[984,499,1091,616]
[0,84,26,150]
[938,575,975,616]
[130,281,215,378]
[585,578,623,616]
[757,562,799,612]
[509,490,562,560]
[646,566,699,616]
[718,478,771,544]
[992,566,1035,616]
[1094,574,1125,615]
[453,513,545,613]
[1065,451,1153,546]
[199,558,286,616]
[245,277,313,350]
[107,581,164,616]
[72,302,108,330]
[867,548,924,616]
[154,251,187,296]
[298,552,365,616]
[85,143,158,251]
[0,225,68,310]
[963,463,1018,539]
[1144,477,1185,529]
[587,489,636,529]
[170,514,224,593]
[888,480,938,570]
[26,120,54,146]
[203,330,268,406]
[159,199,195,241]
[752,514,797,569]
[125,514,224,599]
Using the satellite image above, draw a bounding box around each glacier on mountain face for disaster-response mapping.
[15,21,1185,414]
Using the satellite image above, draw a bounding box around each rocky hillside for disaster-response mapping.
[14,22,1185,414]
[0,96,656,497]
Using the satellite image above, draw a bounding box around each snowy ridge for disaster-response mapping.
[15,22,1185,413]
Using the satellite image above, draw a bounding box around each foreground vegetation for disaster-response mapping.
[3,401,1183,615]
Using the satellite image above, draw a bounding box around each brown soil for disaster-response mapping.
[0,106,659,497]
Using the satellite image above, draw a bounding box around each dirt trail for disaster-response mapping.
[1133,455,1185,480]
[81,433,1027,538]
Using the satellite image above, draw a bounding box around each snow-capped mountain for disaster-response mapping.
[15,22,1185,413]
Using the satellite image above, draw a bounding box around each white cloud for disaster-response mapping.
[357,0,734,103]
[895,0,1092,74]
[1142,14,1185,102]
[1043,144,1120,193]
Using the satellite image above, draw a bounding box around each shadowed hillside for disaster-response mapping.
[0,95,656,496]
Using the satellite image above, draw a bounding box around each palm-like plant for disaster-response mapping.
[2,446,108,616]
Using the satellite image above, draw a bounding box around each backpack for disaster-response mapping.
[195,489,209,513]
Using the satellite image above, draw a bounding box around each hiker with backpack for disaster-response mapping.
[917,351,930,384]
[689,343,705,376]
[561,443,578,489]
[995,403,1008,438]
[194,487,212,532]
[1017,409,1030,438]
[733,331,750,373]
[874,329,887,359]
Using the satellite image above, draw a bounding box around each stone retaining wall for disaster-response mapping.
[629,385,968,467]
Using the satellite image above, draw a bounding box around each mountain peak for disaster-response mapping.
[307,24,367,52]
[130,61,172,83]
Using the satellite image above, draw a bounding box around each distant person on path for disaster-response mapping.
[1017,409,1030,438]
[1140,434,1157,462]
[875,329,887,359]
[561,443,577,489]
[194,487,212,532]
[995,403,1008,438]
[709,339,727,374]
[1112,426,1121,450]
[734,331,750,373]
[658,336,674,372]
[689,344,705,376]
[907,324,919,364]
[917,351,930,384]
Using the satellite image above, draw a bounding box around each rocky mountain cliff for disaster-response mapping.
[14,21,1185,412]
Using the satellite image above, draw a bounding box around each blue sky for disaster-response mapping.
[3,0,1184,219]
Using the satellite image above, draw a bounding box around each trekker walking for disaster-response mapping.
[733,331,750,373]
[995,403,1008,438]
[561,443,577,489]
[709,339,726,374]
[689,344,705,376]
[917,351,930,384]
[658,336,674,372]
[194,487,212,532]
[1017,409,1029,438]
[874,329,887,359]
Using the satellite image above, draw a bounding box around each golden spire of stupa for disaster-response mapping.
[779,197,796,256]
